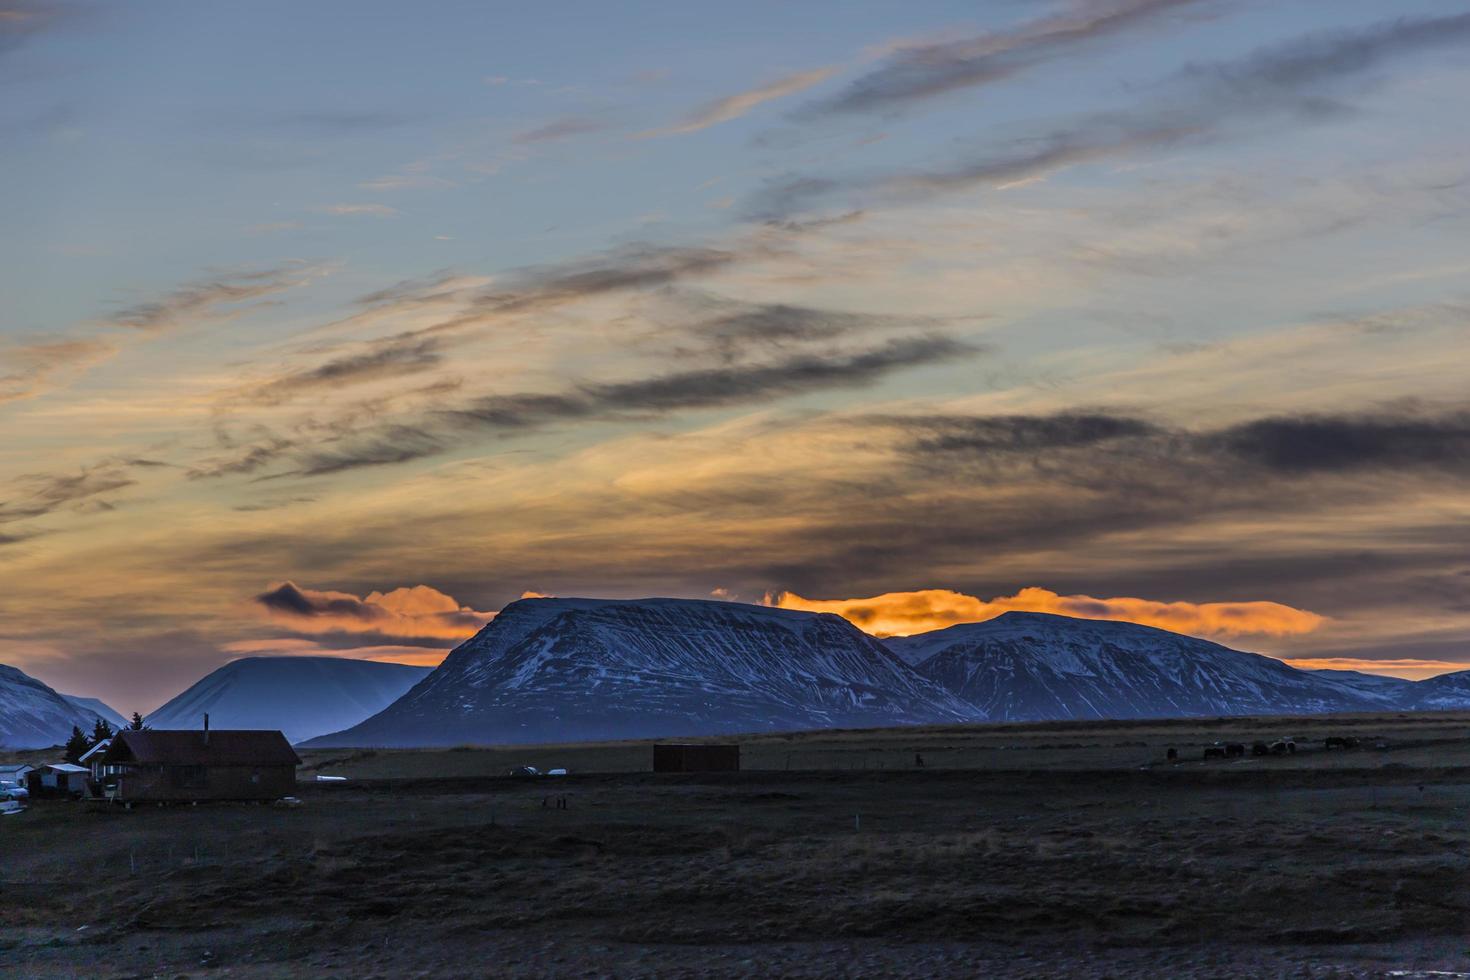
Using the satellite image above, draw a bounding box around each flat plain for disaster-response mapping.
[5,712,1470,978]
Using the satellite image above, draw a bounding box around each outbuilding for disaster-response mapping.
[96,727,300,803]
[27,763,90,798]
[652,743,740,773]
[0,763,34,788]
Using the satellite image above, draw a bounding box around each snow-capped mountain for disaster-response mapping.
[61,694,129,730]
[305,597,978,747]
[0,663,108,749]
[146,657,432,744]
[907,612,1388,721]
[1300,669,1417,707]
[1398,669,1470,711]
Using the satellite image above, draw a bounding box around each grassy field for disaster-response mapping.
[5,712,1470,977]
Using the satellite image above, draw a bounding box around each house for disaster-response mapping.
[80,738,114,783]
[95,727,301,803]
[652,743,740,773]
[27,763,91,798]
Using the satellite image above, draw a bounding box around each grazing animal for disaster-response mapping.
[1225,743,1246,758]
[1166,747,1178,762]
[1251,741,1270,757]
[1203,746,1227,760]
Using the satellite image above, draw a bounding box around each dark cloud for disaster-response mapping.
[585,335,973,413]
[473,244,742,318]
[884,411,1164,454]
[750,12,1470,220]
[805,0,1203,118]
[241,335,444,405]
[1211,410,1470,473]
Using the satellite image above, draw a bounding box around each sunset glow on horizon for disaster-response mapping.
[4,1,1470,713]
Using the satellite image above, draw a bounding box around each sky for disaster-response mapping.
[3,0,1470,714]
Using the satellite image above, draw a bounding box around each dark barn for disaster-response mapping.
[97,729,300,803]
[652,743,740,773]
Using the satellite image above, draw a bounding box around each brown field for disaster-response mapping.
[5,712,1470,978]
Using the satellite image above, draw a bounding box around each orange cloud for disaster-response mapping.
[1284,657,1469,680]
[766,586,1325,640]
[252,581,494,641]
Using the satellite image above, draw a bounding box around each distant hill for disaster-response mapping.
[900,612,1393,722]
[146,657,432,744]
[1399,668,1470,711]
[0,663,107,749]
[304,597,976,747]
[61,694,129,730]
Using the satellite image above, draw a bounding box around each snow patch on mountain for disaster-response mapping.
[0,663,106,749]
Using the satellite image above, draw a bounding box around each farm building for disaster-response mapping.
[27,763,90,798]
[652,743,740,773]
[95,728,300,802]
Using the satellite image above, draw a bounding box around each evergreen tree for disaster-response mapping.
[128,711,147,731]
[64,725,90,763]
[91,717,114,746]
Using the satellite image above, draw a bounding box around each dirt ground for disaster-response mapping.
[5,712,1470,978]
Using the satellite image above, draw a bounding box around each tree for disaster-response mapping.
[64,725,90,764]
[91,717,114,746]
[128,712,147,731]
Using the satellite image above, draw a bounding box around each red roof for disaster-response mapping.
[103,730,301,767]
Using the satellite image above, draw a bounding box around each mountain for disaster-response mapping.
[0,663,107,749]
[907,612,1387,722]
[146,657,432,744]
[1399,669,1470,711]
[305,597,979,747]
[1301,669,1417,706]
[61,694,129,730]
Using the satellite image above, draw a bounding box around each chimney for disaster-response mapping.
[203,712,209,746]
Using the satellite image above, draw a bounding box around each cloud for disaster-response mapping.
[748,11,1470,220]
[0,337,115,404]
[0,460,141,525]
[768,586,1326,640]
[806,0,1202,117]
[889,405,1470,478]
[514,115,608,144]
[641,67,835,137]
[237,334,445,405]
[106,264,319,333]
[312,203,399,217]
[252,581,494,642]
[0,0,68,58]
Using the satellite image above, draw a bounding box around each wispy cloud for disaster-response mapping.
[0,337,115,404]
[312,203,399,217]
[804,0,1204,118]
[748,12,1470,220]
[106,264,321,333]
[514,115,609,144]
[640,66,836,137]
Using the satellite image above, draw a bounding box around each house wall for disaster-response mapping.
[113,764,296,801]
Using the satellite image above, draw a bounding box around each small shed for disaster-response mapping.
[27,763,91,798]
[652,743,740,773]
[97,728,300,802]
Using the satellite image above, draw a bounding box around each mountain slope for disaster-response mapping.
[146,657,432,744]
[61,694,129,730]
[0,663,106,749]
[909,612,1386,721]
[306,597,979,747]
[1399,669,1470,711]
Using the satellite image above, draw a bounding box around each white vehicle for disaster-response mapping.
[0,782,27,801]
